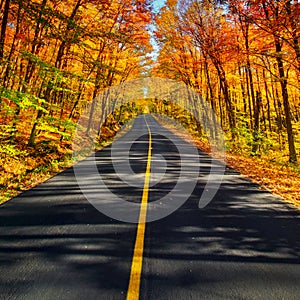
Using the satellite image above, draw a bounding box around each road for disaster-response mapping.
[1,114,300,300]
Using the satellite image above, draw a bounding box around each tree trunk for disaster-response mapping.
[0,0,10,60]
[215,62,236,137]
[263,69,272,131]
[28,110,43,147]
[275,38,297,163]
[1,1,22,89]
[245,33,255,131]
[252,90,261,154]
[238,64,247,116]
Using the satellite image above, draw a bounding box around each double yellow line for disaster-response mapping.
[126,115,152,300]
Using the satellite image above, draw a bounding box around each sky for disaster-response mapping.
[152,0,166,13]
[149,0,166,60]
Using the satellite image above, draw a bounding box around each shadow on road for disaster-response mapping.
[1,125,300,298]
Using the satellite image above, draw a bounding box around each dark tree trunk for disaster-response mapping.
[275,38,297,163]
[0,0,10,60]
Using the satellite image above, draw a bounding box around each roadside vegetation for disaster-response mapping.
[0,0,152,203]
[148,100,300,209]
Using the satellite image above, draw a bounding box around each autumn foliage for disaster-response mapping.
[153,0,300,164]
[0,0,152,201]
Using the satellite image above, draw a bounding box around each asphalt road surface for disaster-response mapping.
[1,114,300,300]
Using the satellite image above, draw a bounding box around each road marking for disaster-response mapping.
[126,115,152,300]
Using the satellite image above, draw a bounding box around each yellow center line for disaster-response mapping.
[126,115,152,300]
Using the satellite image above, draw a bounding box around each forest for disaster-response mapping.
[0,0,299,206]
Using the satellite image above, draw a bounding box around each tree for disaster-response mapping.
[229,0,297,162]
[0,0,152,147]
[0,0,10,60]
